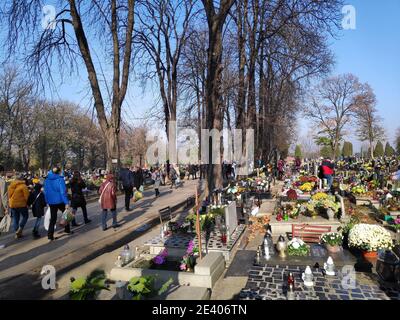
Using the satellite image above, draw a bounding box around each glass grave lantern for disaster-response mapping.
[263,233,275,260]
[120,244,134,266]
[301,266,314,287]
[276,235,287,258]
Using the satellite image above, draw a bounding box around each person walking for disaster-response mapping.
[321,158,335,190]
[133,166,144,192]
[99,174,119,231]
[119,166,134,211]
[152,168,161,197]
[70,171,91,226]
[8,174,30,239]
[28,178,46,239]
[44,167,71,241]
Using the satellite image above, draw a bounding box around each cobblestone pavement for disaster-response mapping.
[239,264,400,300]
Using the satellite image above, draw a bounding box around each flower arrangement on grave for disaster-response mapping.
[167,221,188,234]
[180,240,199,271]
[286,189,298,200]
[386,216,400,230]
[287,238,310,256]
[368,180,380,190]
[320,232,343,247]
[307,195,340,215]
[385,198,400,212]
[311,192,328,201]
[351,185,367,195]
[299,182,313,192]
[348,224,393,252]
[153,248,168,265]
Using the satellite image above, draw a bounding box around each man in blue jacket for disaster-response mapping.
[44,167,71,241]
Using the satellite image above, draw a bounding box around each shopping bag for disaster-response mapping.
[139,185,144,193]
[0,214,11,233]
[59,208,74,227]
[44,207,51,231]
[132,191,143,203]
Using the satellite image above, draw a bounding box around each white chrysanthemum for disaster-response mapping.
[348,224,393,251]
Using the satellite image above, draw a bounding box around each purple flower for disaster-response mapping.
[153,255,165,265]
[153,248,168,265]
[186,240,195,254]
[180,263,187,271]
[395,218,400,225]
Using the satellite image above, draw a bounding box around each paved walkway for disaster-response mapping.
[0,180,200,299]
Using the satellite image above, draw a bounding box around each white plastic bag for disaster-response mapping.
[0,214,11,233]
[44,207,54,231]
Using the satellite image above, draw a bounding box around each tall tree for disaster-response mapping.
[135,0,196,140]
[1,0,137,171]
[342,141,353,157]
[294,145,302,158]
[374,141,384,158]
[201,0,236,196]
[385,142,395,157]
[354,83,385,159]
[305,74,366,159]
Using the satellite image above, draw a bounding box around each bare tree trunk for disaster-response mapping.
[202,0,236,196]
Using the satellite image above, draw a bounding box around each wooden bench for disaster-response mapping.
[159,206,173,225]
[291,224,332,243]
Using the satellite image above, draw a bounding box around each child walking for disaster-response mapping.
[28,178,46,239]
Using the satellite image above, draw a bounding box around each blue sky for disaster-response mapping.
[300,0,400,150]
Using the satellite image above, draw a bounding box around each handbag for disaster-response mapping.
[98,182,111,204]
[0,214,11,233]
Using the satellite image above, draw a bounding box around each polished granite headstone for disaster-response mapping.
[240,263,400,300]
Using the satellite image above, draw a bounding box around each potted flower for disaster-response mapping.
[287,238,310,256]
[320,232,343,253]
[348,224,393,259]
[180,240,199,272]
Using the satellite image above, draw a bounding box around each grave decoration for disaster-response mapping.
[301,266,314,287]
[323,257,336,276]
[287,238,310,256]
[348,224,393,257]
[274,191,340,221]
[180,240,199,272]
[320,232,343,253]
[306,193,340,219]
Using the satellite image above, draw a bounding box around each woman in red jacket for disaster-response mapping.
[98,174,119,231]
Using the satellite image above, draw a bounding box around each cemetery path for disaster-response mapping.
[0,179,200,299]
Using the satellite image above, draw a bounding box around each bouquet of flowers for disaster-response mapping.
[180,240,199,271]
[287,238,310,256]
[320,232,343,246]
[348,224,393,252]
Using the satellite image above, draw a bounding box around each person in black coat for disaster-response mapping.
[133,166,144,190]
[119,167,134,211]
[70,171,91,226]
[28,179,46,239]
